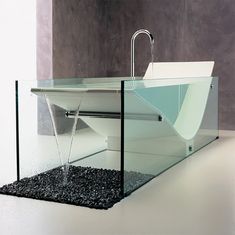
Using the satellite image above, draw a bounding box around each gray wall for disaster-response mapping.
[39,0,235,130]
[37,0,53,80]
[181,0,235,130]
[53,0,107,78]
[53,0,184,77]
[105,0,184,76]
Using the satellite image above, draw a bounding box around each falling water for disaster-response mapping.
[46,95,82,186]
[63,105,80,185]
[45,96,64,168]
[150,41,154,77]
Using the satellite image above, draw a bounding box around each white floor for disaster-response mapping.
[0,130,235,235]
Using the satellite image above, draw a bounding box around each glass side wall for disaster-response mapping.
[16,76,218,197]
[122,77,218,195]
[16,78,127,180]
[17,80,59,178]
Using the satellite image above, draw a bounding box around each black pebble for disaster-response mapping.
[0,166,153,209]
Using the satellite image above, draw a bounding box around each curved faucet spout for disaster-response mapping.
[131,29,154,78]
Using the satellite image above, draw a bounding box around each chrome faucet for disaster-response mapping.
[131,29,154,78]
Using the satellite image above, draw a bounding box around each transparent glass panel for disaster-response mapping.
[15,76,218,198]
[123,77,218,195]
[16,77,130,180]
[192,77,219,152]
[17,80,59,178]
[14,77,127,208]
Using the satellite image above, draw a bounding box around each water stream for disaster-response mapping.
[45,95,81,185]
[45,96,64,168]
[150,41,154,77]
[63,105,80,185]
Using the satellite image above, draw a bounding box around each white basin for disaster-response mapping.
[31,61,215,142]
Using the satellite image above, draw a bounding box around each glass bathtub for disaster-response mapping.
[14,76,218,197]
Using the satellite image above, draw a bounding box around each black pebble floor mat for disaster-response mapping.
[0,166,153,209]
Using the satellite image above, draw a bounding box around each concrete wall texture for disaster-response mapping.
[38,0,235,130]
[37,0,53,80]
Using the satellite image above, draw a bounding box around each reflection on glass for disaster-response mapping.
[15,76,218,198]
[122,77,218,195]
